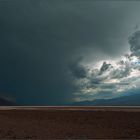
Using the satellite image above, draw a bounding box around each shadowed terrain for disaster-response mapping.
[0,107,140,139]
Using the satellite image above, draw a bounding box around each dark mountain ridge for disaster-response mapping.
[70,93,140,106]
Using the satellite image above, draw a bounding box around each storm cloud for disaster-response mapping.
[1,1,140,105]
[129,30,140,57]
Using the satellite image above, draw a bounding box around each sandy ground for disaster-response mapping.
[0,107,140,139]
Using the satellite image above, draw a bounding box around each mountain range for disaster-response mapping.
[0,98,16,106]
[70,93,140,106]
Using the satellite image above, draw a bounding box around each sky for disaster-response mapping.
[1,0,140,105]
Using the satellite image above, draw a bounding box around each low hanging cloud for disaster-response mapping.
[69,57,87,79]
[70,30,140,102]
[129,30,140,56]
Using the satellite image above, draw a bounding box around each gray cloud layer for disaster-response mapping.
[1,1,140,104]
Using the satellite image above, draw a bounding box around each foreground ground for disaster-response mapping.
[0,106,140,139]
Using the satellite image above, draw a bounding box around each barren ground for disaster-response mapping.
[0,107,140,139]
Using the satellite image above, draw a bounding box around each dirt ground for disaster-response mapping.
[0,107,140,139]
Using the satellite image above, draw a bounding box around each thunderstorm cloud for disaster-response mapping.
[1,1,140,105]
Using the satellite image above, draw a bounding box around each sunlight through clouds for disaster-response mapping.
[70,30,140,102]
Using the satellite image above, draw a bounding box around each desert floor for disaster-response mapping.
[0,106,140,139]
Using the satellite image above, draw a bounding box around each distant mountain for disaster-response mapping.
[0,98,16,106]
[70,93,140,106]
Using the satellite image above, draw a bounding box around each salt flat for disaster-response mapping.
[0,106,140,111]
[0,106,140,139]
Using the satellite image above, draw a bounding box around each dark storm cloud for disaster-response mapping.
[0,0,77,105]
[99,62,112,75]
[69,57,87,79]
[129,30,140,57]
[1,0,140,104]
